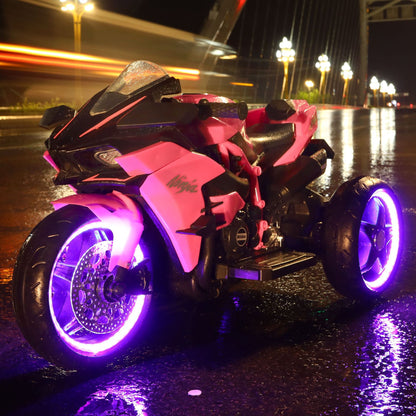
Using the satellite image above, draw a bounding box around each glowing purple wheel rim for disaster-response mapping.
[358,188,400,292]
[48,221,149,357]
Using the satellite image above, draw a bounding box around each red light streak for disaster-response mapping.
[0,43,200,82]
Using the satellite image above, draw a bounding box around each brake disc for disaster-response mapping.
[70,241,135,334]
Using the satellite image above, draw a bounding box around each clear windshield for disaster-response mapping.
[90,61,169,115]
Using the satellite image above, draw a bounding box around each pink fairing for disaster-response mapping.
[52,191,144,272]
[246,100,318,166]
[116,141,189,175]
[120,141,225,272]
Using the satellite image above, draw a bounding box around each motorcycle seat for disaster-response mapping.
[244,123,295,169]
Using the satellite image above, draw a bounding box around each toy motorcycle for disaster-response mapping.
[12,61,402,369]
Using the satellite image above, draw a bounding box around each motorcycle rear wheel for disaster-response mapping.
[13,205,153,369]
[321,176,402,299]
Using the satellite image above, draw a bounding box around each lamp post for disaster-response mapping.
[60,0,94,53]
[369,76,379,107]
[341,62,353,105]
[305,80,314,91]
[380,80,388,106]
[276,37,295,99]
[315,54,331,101]
[387,83,396,103]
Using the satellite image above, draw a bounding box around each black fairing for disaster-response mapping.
[44,76,208,188]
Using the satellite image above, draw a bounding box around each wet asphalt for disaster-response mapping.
[0,108,416,415]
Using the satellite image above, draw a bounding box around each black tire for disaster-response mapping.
[321,176,402,299]
[13,205,155,369]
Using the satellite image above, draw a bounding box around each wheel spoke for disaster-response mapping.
[375,199,386,228]
[360,221,376,240]
[361,246,379,274]
[63,317,84,336]
[359,227,372,267]
[362,197,379,225]
[378,246,388,267]
[53,260,76,283]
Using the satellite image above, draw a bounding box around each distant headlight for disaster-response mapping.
[94,148,122,166]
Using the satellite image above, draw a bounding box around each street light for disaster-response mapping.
[276,37,295,99]
[315,54,331,100]
[387,83,396,102]
[380,80,388,106]
[60,0,94,53]
[369,76,379,107]
[341,62,353,105]
[305,80,314,91]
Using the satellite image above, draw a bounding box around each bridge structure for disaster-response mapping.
[359,0,416,105]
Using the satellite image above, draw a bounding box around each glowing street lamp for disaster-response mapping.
[370,76,379,107]
[315,54,331,100]
[276,37,295,99]
[380,80,388,106]
[387,83,396,102]
[60,0,94,53]
[341,62,353,105]
[305,80,314,91]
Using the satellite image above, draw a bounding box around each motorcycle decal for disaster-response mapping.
[140,151,225,272]
[166,175,198,193]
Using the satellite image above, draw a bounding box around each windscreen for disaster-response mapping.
[90,61,169,115]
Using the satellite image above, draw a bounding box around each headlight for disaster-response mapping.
[94,147,122,166]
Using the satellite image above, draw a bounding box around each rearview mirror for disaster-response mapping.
[40,105,75,129]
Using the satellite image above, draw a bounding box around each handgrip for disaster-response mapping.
[197,99,248,120]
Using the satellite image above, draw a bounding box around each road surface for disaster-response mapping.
[1,108,416,415]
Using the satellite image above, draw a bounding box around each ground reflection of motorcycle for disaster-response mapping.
[12,61,402,369]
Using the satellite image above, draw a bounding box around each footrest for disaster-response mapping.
[217,251,317,281]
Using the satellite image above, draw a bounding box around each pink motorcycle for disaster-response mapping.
[13,61,402,369]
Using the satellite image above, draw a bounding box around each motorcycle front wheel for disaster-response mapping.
[13,205,154,369]
[321,176,402,299]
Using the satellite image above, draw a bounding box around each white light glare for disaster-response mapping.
[341,62,353,80]
[370,76,379,90]
[276,37,295,62]
[315,54,330,72]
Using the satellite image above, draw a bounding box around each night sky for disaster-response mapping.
[98,0,416,100]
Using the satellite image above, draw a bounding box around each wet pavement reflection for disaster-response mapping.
[1,109,416,415]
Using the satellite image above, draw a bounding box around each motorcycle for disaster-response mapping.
[12,61,403,369]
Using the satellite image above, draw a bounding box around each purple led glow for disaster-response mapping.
[359,188,400,291]
[76,383,148,415]
[360,313,404,415]
[49,220,150,357]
